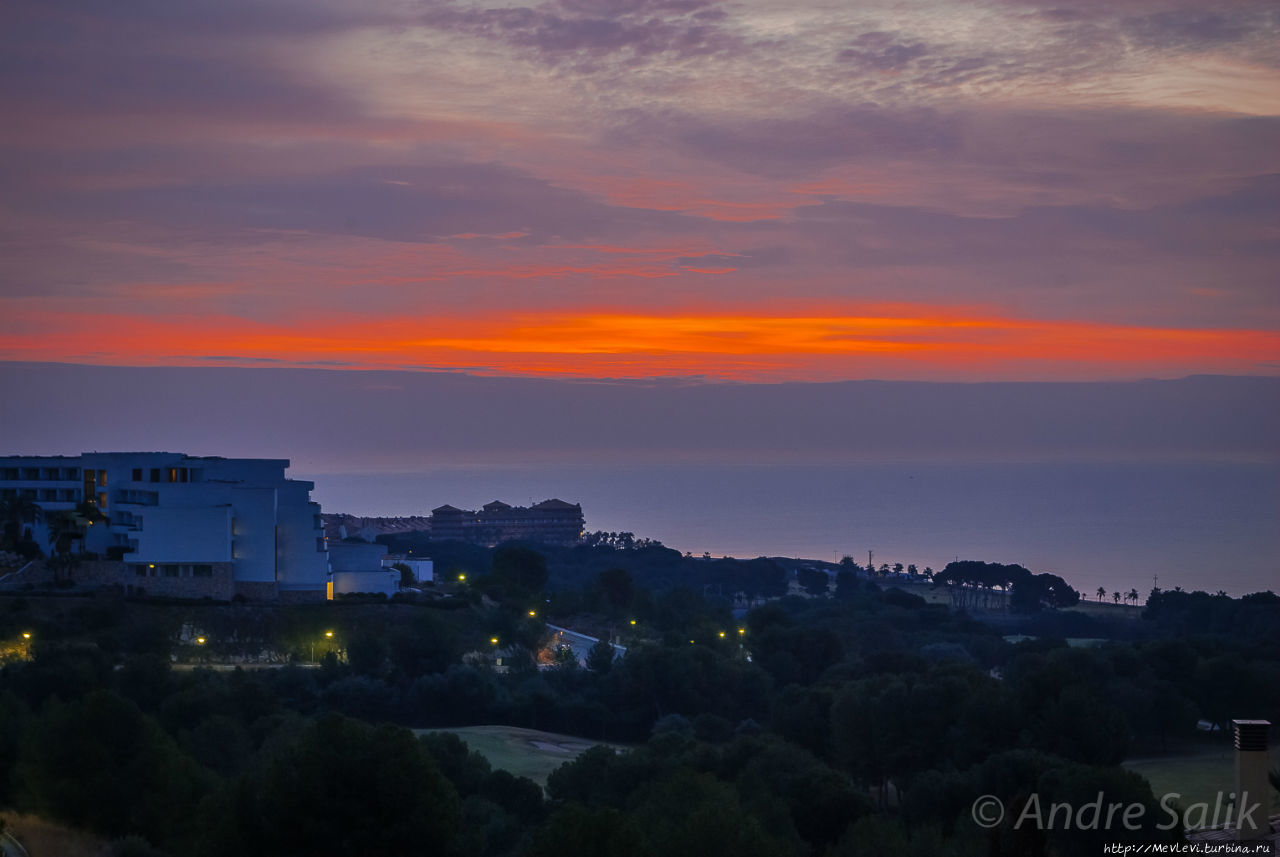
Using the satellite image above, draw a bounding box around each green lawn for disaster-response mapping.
[416,725,627,786]
[1125,745,1280,822]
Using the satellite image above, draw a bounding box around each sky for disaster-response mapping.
[2,0,1278,382]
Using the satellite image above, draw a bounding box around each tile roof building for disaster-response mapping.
[428,498,584,545]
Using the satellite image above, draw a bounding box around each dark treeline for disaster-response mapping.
[1,542,1278,857]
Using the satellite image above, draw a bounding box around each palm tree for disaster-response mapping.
[0,496,43,553]
[1097,586,1106,602]
[1127,588,1139,606]
[1112,591,1121,604]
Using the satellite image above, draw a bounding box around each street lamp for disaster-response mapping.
[21,632,30,640]
[312,631,334,663]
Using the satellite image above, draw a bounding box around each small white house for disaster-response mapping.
[382,554,433,584]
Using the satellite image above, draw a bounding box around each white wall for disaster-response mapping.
[274,482,329,592]
[131,506,232,562]
[382,556,433,583]
[331,570,398,597]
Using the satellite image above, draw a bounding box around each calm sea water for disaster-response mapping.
[302,460,1279,602]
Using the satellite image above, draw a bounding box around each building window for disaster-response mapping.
[41,489,57,501]
[134,565,148,577]
[162,564,179,577]
[150,469,161,483]
[132,468,142,481]
[193,565,213,578]
[97,470,107,487]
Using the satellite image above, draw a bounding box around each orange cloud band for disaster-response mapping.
[2,306,1276,382]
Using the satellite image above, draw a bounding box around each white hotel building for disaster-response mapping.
[0,453,330,601]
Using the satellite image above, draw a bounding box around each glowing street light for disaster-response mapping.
[490,637,499,646]
[629,619,636,625]
[312,631,334,663]
[718,631,726,638]
[738,628,745,635]
[528,610,536,617]
[458,573,467,582]
[22,632,31,640]
[196,637,206,645]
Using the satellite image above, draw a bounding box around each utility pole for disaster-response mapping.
[867,549,873,569]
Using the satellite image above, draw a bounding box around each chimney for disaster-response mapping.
[1232,719,1271,840]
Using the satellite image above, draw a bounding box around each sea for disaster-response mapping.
[302,459,1279,603]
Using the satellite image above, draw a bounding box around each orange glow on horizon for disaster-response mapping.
[2,304,1276,383]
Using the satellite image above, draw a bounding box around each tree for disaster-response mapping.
[587,639,617,674]
[248,714,460,857]
[1097,587,1106,602]
[596,568,635,615]
[0,496,43,556]
[797,567,829,597]
[1113,591,1121,604]
[17,691,208,845]
[390,562,413,588]
[491,545,549,594]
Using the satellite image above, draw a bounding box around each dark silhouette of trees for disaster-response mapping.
[242,714,460,857]
[796,566,829,596]
[491,545,550,594]
[587,639,616,673]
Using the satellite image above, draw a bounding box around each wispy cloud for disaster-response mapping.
[1,0,1276,382]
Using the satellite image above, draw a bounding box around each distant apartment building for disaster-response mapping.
[0,453,329,601]
[429,499,584,545]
